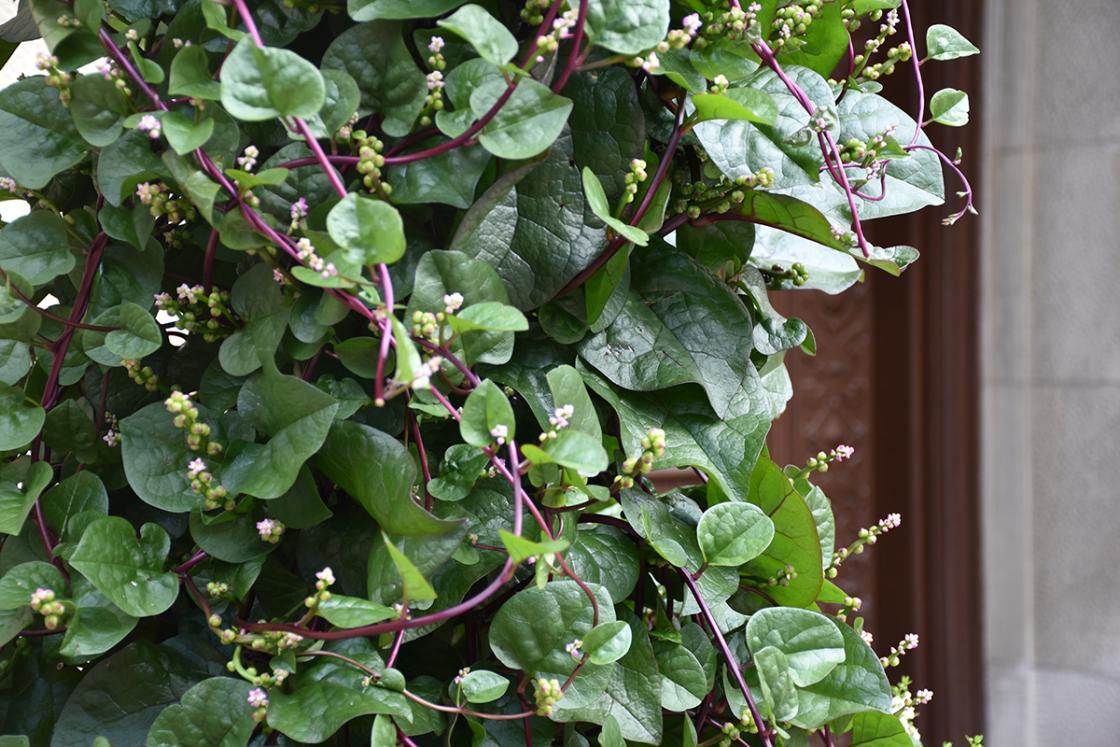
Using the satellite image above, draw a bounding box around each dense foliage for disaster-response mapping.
[0,0,980,745]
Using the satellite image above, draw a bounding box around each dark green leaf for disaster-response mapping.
[470,78,574,160]
[70,516,178,617]
[146,677,256,747]
[585,0,670,55]
[438,5,518,66]
[0,459,51,535]
[0,76,87,189]
[459,670,510,704]
[326,193,406,265]
[0,210,72,286]
[696,502,774,567]
[745,607,845,686]
[220,37,326,120]
[791,619,892,729]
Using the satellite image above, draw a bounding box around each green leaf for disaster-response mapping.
[161,111,215,155]
[386,143,490,209]
[52,640,221,746]
[0,560,66,610]
[318,594,398,627]
[470,78,574,160]
[169,45,221,100]
[579,249,765,420]
[219,264,291,376]
[497,529,569,564]
[690,89,778,125]
[428,444,488,502]
[322,22,427,137]
[742,456,823,606]
[0,606,32,648]
[0,76,87,189]
[0,210,72,287]
[521,429,609,477]
[446,301,529,334]
[220,37,326,121]
[104,301,162,360]
[582,620,632,665]
[98,128,172,206]
[69,516,178,618]
[585,0,670,55]
[99,202,155,252]
[581,167,648,246]
[929,88,970,126]
[745,607,844,687]
[316,419,461,535]
[69,74,130,147]
[459,379,515,449]
[565,525,640,602]
[850,710,913,746]
[267,639,410,742]
[146,677,256,747]
[459,670,510,704]
[696,502,775,566]
[568,68,647,204]
[120,401,210,512]
[791,619,892,729]
[583,367,768,505]
[383,533,438,602]
[0,383,45,452]
[0,339,30,385]
[304,68,362,139]
[0,459,51,536]
[774,1,849,76]
[453,130,606,309]
[222,365,339,500]
[326,193,406,265]
[438,5,517,66]
[754,646,799,722]
[349,0,468,21]
[59,577,138,663]
[652,640,707,711]
[925,23,980,61]
[41,471,107,537]
[371,714,397,746]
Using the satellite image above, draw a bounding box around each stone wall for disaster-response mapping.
[981,1,1120,743]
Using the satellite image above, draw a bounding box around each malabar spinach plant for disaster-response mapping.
[0,0,981,745]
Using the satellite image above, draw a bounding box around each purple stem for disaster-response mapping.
[680,570,772,747]
[173,549,208,575]
[898,0,926,147]
[551,0,589,92]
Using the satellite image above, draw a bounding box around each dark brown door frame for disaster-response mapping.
[872,0,985,741]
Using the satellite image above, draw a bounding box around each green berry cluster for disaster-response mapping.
[351,130,389,194]
[134,181,196,223]
[694,5,762,48]
[165,390,221,455]
[520,0,550,26]
[672,167,776,220]
[123,358,159,392]
[623,159,649,204]
[154,285,235,343]
[36,54,73,106]
[770,0,826,52]
[765,562,798,588]
[614,427,667,490]
[29,587,69,631]
[533,677,563,716]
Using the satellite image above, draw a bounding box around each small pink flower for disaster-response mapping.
[187,458,206,479]
[247,688,269,709]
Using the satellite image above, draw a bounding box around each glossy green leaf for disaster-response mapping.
[318,594,399,627]
[498,529,569,565]
[652,640,707,711]
[0,76,87,189]
[327,193,406,265]
[696,502,775,566]
[926,23,980,61]
[120,401,210,512]
[459,670,510,704]
[161,111,215,155]
[745,607,845,687]
[146,677,255,747]
[0,210,72,287]
[850,710,913,746]
[383,534,438,602]
[219,263,291,376]
[169,45,221,100]
[438,5,517,66]
[754,645,799,722]
[690,88,778,125]
[59,577,138,663]
[0,383,45,452]
[470,78,573,160]
[0,459,51,535]
[349,0,468,21]
[316,419,460,535]
[585,0,670,55]
[460,379,516,449]
[104,301,162,360]
[581,167,648,246]
[220,37,326,121]
[69,517,178,617]
[69,74,130,147]
[791,619,893,729]
[0,560,66,610]
[930,88,970,126]
[583,620,632,665]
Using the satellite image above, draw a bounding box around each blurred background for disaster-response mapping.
[2,1,1113,744]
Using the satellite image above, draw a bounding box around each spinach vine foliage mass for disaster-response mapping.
[0,1,979,745]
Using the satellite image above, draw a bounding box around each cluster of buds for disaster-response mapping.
[303,567,335,612]
[489,424,509,446]
[295,237,338,279]
[828,512,901,577]
[335,111,359,142]
[188,456,230,511]
[533,677,563,716]
[96,59,130,93]
[165,390,221,454]
[102,411,120,447]
[718,710,758,747]
[564,639,583,660]
[535,8,580,63]
[890,676,933,743]
[537,403,575,443]
[37,53,73,105]
[834,594,862,622]
[520,0,550,25]
[123,359,159,392]
[709,74,731,95]
[765,562,798,588]
[206,581,229,598]
[881,633,920,668]
[765,260,810,288]
[631,51,661,74]
[236,145,259,171]
[673,167,776,220]
[351,130,388,193]
[804,443,856,473]
[419,37,448,126]
[154,284,235,343]
[661,12,703,50]
[400,355,443,393]
[137,114,161,141]
[615,428,667,490]
[247,687,269,722]
[29,588,68,630]
[411,309,440,342]
[838,125,900,168]
[0,176,17,194]
[443,292,464,316]
[256,518,286,544]
[693,3,763,47]
[288,197,308,234]
[623,159,648,204]
[844,8,912,82]
[769,0,826,51]
[452,666,471,688]
[135,181,196,223]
